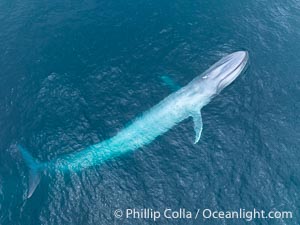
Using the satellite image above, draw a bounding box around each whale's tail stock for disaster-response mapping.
[18,145,42,198]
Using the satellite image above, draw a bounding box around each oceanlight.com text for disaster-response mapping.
[113,208,293,222]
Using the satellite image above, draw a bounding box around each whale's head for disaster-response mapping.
[178,51,249,110]
[184,51,249,108]
[201,51,249,93]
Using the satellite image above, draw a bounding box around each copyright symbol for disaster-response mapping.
[114,209,123,218]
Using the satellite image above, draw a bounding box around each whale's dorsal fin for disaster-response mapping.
[192,111,203,144]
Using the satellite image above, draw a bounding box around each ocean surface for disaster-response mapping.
[0,0,299,224]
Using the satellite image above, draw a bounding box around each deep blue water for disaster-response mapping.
[0,0,299,224]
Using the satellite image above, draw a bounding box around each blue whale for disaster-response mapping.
[19,51,249,198]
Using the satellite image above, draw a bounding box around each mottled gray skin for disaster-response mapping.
[20,51,249,198]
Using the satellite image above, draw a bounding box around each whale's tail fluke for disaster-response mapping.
[18,145,42,198]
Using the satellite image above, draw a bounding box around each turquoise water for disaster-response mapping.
[0,0,299,224]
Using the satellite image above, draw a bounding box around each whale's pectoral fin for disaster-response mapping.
[192,111,203,144]
[160,75,181,91]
